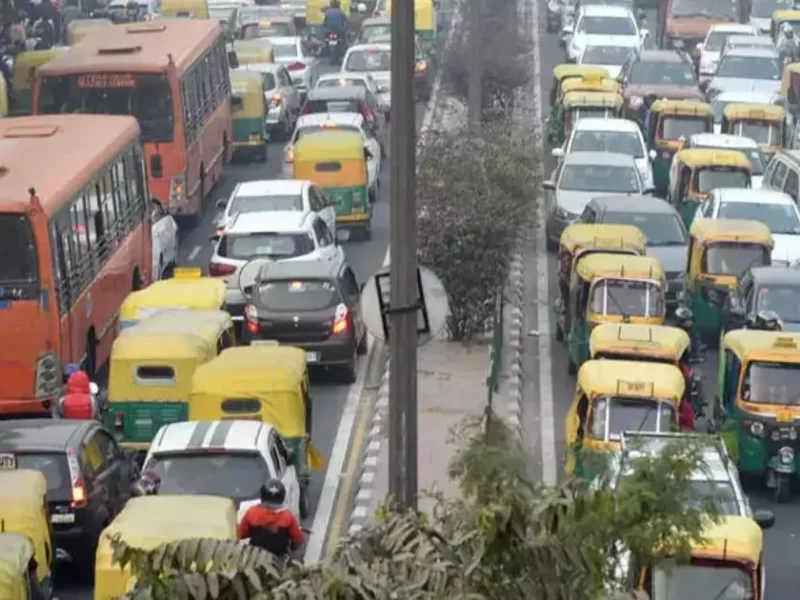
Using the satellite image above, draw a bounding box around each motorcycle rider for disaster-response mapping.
[675,306,705,363]
[778,23,800,64]
[237,479,304,557]
[637,93,657,138]
[323,0,348,59]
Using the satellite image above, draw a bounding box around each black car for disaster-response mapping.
[0,419,137,579]
[723,266,800,334]
[243,259,368,381]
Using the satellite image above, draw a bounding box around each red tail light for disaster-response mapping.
[361,104,373,120]
[245,304,259,335]
[114,412,124,431]
[208,262,236,277]
[66,449,87,508]
[328,32,338,40]
[287,61,305,71]
[301,103,311,115]
[332,303,351,335]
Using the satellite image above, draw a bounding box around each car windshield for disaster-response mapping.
[256,279,338,311]
[718,201,800,234]
[702,242,768,276]
[661,117,709,140]
[752,0,793,18]
[230,194,303,214]
[743,361,800,405]
[581,45,634,65]
[360,24,392,42]
[13,453,68,492]
[217,232,315,260]
[671,0,737,18]
[604,212,687,246]
[716,55,782,80]
[295,124,360,141]
[345,50,391,72]
[687,480,741,515]
[629,62,696,85]
[590,278,663,317]
[145,453,269,502]
[653,562,754,599]
[695,168,750,193]
[756,285,800,323]
[560,164,640,192]
[570,131,644,158]
[317,77,367,89]
[730,121,781,145]
[705,31,739,52]
[258,23,293,37]
[589,397,676,441]
[577,16,635,35]
[273,43,298,58]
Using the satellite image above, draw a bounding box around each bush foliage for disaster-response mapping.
[116,415,716,600]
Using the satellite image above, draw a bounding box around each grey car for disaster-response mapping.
[723,266,800,334]
[706,47,782,98]
[543,152,651,249]
[578,195,688,310]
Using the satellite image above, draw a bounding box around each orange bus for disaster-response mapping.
[32,20,233,226]
[0,114,152,416]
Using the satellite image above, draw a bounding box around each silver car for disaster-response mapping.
[707,47,782,98]
[543,152,650,248]
[270,36,319,100]
[342,43,391,111]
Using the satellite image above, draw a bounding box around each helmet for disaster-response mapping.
[674,306,693,323]
[64,363,80,376]
[133,472,161,496]
[755,310,782,331]
[331,0,340,7]
[260,478,286,508]
[357,2,367,11]
[785,23,794,35]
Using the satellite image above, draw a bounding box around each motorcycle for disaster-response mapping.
[325,32,344,64]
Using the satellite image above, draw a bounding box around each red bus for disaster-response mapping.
[33,20,233,226]
[0,114,152,416]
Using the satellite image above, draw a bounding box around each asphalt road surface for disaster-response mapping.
[55,58,429,599]
[536,4,799,597]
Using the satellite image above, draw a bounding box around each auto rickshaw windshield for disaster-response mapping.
[731,122,781,147]
[742,360,800,405]
[653,560,753,600]
[660,116,709,140]
[590,278,663,317]
[694,168,750,193]
[702,242,769,277]
[589,396,676,441]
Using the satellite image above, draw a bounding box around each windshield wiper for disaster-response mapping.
[710,582,736,600]
[651,240,686,247]
[604,288,633,323]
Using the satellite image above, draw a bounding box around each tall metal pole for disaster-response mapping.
[467,0,482,125]
[389,0,418,510]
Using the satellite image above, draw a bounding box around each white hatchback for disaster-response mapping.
[697,23,758,77]
[566,5,643,62]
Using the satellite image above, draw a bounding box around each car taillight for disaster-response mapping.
[208,262,236,277]
[361,104,373,120]
[66,449,87,508]
[415,60,427,73]
[301,103,311,115]
[271,93,283,105]
[287,61,305,71]
[114,412,124,430]
[245,304,259,335]
[328,32,338,40]
[285,147,294,162]
[332,303,351,334]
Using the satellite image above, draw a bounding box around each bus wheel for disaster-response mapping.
[199,165,206,207]
[132,268,142,291]
[85,331,97,379]
[223,134,230,165]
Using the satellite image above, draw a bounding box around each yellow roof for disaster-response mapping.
[723,102,785,121]
[192,346,307,394]
[560,224,647,254]
[553,64,608,81]
[230,69,263,91]
[561,77,620,95]
[675,148,753,169]
[0,533,32,573]
[690,218,773,246]
[651,99,713,117]
[575,253,665,281]
[577,359,685,401]
[294,130,366,159]
[784,62,800,76]
[723,330,800,362]
[694,516,762,562]
[122,278,226,314]
[127,309,233,339]
[0,470,46,503]
[234,38,273,55]
[112,330,216,360]
[562,90,623,108]
[590,324,690,360]
[772,9,800,21]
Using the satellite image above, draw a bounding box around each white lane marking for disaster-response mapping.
[304,335,373,564]
[531,0,557,486]
[187,245,201,262]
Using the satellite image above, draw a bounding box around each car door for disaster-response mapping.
[340,265,363,339]
[268,432,300,518]
[312,217,338,261]
[310,186,336,235]
[278,67,299,114]
[92,428,135,514]
[362,127,381,186]
[150,199,178,278]
[80,432,117,523]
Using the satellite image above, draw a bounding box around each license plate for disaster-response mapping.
[51,513,75,524]
[336,229,351,243]
[777,412,794,423]
[0,454,16,470]
[329,39,338,45]
[306,352,320,363]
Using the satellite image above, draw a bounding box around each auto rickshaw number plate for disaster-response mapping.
[306,352,320,363]
[777,410,794,423]
[0,453,16,470]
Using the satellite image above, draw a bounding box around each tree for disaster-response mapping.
[113,413,716,599]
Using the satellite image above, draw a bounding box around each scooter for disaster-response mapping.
[325,32,344,64]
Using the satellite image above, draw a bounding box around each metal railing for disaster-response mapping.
[486,289,504,409]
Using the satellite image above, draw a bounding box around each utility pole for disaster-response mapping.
[467,0,482,125]
[388,0,419,509]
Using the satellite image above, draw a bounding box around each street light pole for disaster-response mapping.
[388,0,418,510]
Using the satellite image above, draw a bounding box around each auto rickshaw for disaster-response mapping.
[646,100,714,198]
[686,219,773,342]
[160,0,210,18]
[379,0,438,50]
[721,103,786,158]
[10,48,67,116]
[107,328,219,452]
[0,74,8,118]
[65,18,112,46]
[552,90,623,147]
[781,62,800,111]
[119,267,226,330]
[230,70,268,162]
[590,323,691,366]
[668,149,753,229]
[233,39,275,65]
[292,130,371,240]
[771,10,800,42]
[94,495,237,600]
[547,65,608,142]
[718,330,800,502]
[0,533,38,600]
[555,224,648,342]
[189,344,326,518]
[565,360,683,481]
[306,0,352,40]
[565,253,666,375]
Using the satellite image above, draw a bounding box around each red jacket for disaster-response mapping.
[59,372,95,420]
[238,505,303,547]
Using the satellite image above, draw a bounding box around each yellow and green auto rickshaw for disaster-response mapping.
[668,149,753,229]
[555,224,648,342]
[306,0,351,40]
[590,323,691,366]
[0,532,39,600]
[230,70,268,162]
[65,18,112,46]
[0,74,7,118]
[718,330,800,502]
[564,360,683,481]
[379,0,438,50]
[11,47,67,115]
[646,100,714,198]
[565,253,666,375]
[547,65,609,144]
[189,344,326,518]
[781,62,800,111]
[550,76,621,146]
[160,0,209,18]
[721,103,786,159]
[771,9,800,42]
[292,130,371,240]
[552,90,623,147]
[233,39,275,65]
[686,219,773,342]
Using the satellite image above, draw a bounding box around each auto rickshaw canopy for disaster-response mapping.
[577,359,685,403]
[590,324,690,363]
[293,130,367,161]
[689,218,773,247]
[723,102,785,122]
[693,516,762,564]
[562,90,623,109]
[674,148,753,170]
[553,64,609,82]
[126,309,234,343]
[575,253,665,283]
[111,330,217,362]
[0,470,47,503]
[0,532,32,598]
[561,75,620,96]
[560,224,647,255]
[772,9,800,30]
[120,271,226,326]
[651,99,714,118]
[722,329,800,364]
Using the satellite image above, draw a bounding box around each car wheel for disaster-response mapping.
[340,348,357,383]
[299,484,310,519]
[357,330,368,355]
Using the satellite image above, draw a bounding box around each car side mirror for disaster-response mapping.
[642,186,655,195]
[227,49,239,69]
[215,198,226,211]
[551,147,565,159]
[542,180,556,191]
[648,149,657,160]
[364,147,373,160]
[210,234,220,242]
[753,509,775,530]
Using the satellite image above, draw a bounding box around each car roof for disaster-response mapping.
[563,151,635,166]
[637,49,684,63]
[150,420,274,454]
[573,117,640,132]
[349,42,392,51]
[750,265,800,285]
[296,113,364,128]
[713,188,795,204]
[716,91,778,103]
[583,34,640,47]
[0,419,92,452]
[228,210,309,233]
[268,36,299,45]
[591,195,676,214]
[709,23,757,33]
[234,179,306,197]
[580,4,632,16]
[362,16,390,25]
[722,46,778,58]
[307,86,368,100]
[259,257,340,280]
[317,71,371,81]
[727,35,774,45]
[689,133,759,148]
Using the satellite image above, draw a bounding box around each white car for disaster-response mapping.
[342,43,391,109]
[283,113,382,202]
[566,5,643,63]
[554,117,654,190]
[694,188,800,265]
[151,200,178,280]
[679,133,768,188]
[269,36,319,99]
[697,23,758,77]
[749,0,786,34]
[721,34,776,56]
[707,46,783,98]
[577,34,640,78]
[214,179,337,240]
[143,420,307,521]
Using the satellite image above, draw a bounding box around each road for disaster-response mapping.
[55,61,429,599]
[533,3,799,597]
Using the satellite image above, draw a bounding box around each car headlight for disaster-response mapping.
[779,446,795,465]
[750,421,764,437]
[555,205,576,220]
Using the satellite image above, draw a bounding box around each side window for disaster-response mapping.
[279,68,291,86]
[269,435,285,476]
[314,218,333,247]
[308,187,322,212]
[341,267,359,299]
[580,206,597,224]
[771,160,788,189]
[82,436,106,477]
[784,169,799,202]
[274,435,291,465]
[92,430,120,464]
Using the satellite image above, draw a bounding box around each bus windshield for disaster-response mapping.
[37,73,174,143]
